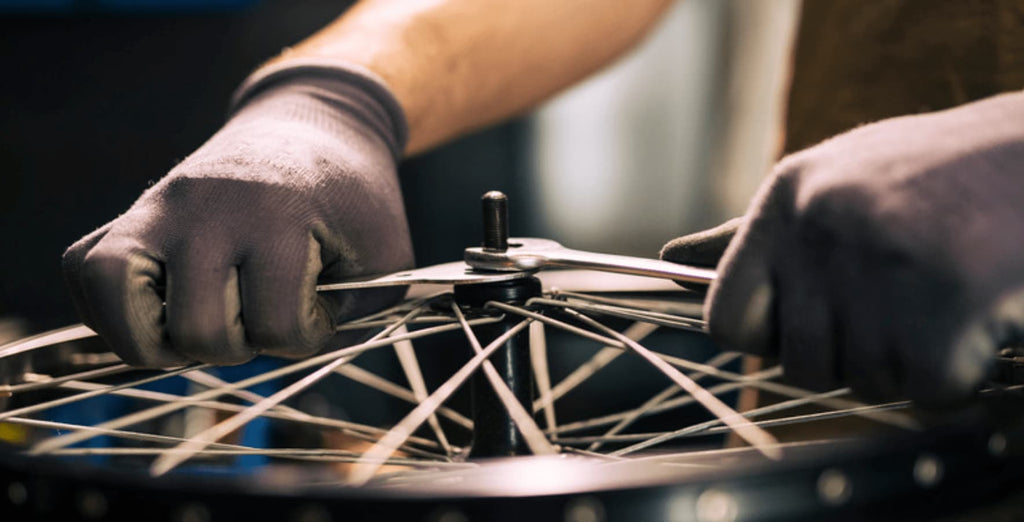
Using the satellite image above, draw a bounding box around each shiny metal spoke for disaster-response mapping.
[695,400,914,436]
[550,379,765,436]
[547,366,911,437]
[5,416,269,451]
[549,290,704,318]
[349,317,533,486]
[450,304,555,456]
[7,417,453,467]
[181,370,311,419]
[4,363,135,394]
[655,353,919,430]
[486,301,658,411]
[46,447,474,467]
[485,301,626,350]
[588,351,740,451]
[42,379,445,454]
[563,308,782,460]
[0,323,97,360]
[2,280,955,492]
[333,363,472,430]
[529,296,706,332]
[539,322,659,410]
[609,388,854,456]
[561,396,914,451]
[30,317,498,456]
[149,306,434,476]
[392,325,454,456]
[529,322,557,431]
[0,363,211,422]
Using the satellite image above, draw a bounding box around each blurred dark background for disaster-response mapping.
[0,0,534,331]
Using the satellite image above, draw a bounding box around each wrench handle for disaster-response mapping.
[540,248,716,286]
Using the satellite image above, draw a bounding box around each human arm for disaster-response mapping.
[63,0,674,367]
[271,0,674,155]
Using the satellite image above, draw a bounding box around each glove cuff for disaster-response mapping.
[230,59,409,162]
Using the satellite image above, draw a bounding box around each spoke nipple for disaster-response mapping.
[565,497,605,522]
[817,468,852,505]
[913,454,943,487]
[695,489,738,522]
[6,481,27,506]
[989,432,1007,456]
[481,191,509,252]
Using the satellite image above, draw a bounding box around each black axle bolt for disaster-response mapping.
[481,191,509,252]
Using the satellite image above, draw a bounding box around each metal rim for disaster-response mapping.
[1,270,1023,520]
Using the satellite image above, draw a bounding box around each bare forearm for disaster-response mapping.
[271,0,674,155]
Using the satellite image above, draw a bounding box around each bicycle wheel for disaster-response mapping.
[1,269,1023,522]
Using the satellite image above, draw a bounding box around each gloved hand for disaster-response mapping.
[662,92,1024,405]
[62,61,414,368]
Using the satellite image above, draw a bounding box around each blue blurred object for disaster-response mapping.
[0,0,259,13]
[0,0,73,10]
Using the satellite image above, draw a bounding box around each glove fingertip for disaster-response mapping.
[62,222,115,330]
[706,262,776,356]
[660,217,745,268]
[907,322,996,408]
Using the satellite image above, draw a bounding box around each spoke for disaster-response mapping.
[47,447,474,467]
[43,379,445,454]
[451,304,556,456]
[565,309,782,460]
[529,322,557,431]
[149,306,430,476]
[547,367,911,438]
[0,364,210,422]
[336,316,458,331]
[601,439,836,469]
[392,325,453,456]
[486,301,625,349]
[342,292,443,326]
[30,317,499,456]
[0,324,97,360]
[560,446,625,461]
[587,351,740,451]
[492,298,890,437]
[349,317,533,486]
[538,322,659,411]
[582,396,913,452]
[181,370,308,417]
[7,417,453,467]
[5,416,273,453]
[610,388,853,455]
[550,290,704,318]
[333,363,472,429]
[5,363,134,394]
[486,300,658,411]
[695,400,913,436]
[655,353,919,430]
[550,378,770,435]
[529,297,705,331]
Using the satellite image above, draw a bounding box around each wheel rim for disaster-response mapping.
[1,270,1023,520]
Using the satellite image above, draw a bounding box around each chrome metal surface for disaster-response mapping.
[465,237,716,286]
[316,261,534,292]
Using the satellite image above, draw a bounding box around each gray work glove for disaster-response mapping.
[62,61,414,368]
[662,92,1024,405]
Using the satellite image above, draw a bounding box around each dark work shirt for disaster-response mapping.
[786,0,1024,153]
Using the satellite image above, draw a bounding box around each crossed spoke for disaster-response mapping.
[0,285,929,488]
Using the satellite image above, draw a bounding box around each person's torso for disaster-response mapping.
[786,0,1024,153]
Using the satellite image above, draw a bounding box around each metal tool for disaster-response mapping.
[465,190,715,286]
[315,261,532,292]
[465,237,715,286]
[318,190,715,292]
